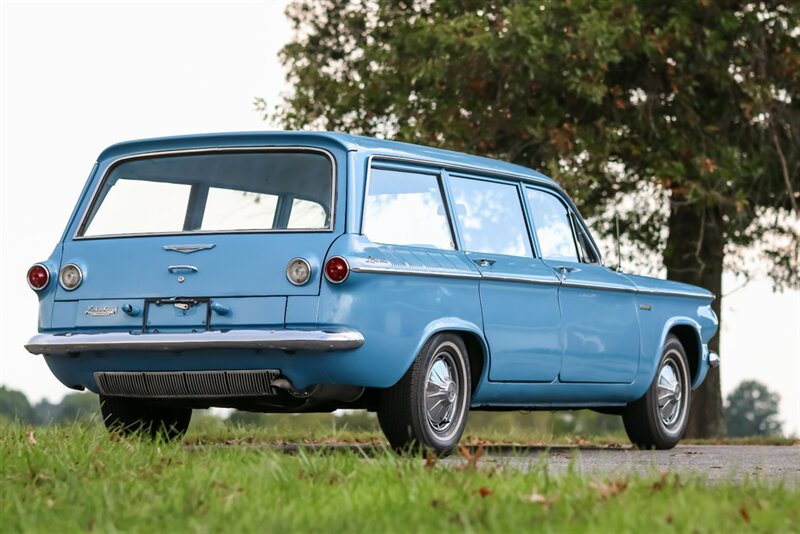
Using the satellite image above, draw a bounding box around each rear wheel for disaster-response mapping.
[100,396,191,441]
[378,333,471,456]
[623,334,691,449]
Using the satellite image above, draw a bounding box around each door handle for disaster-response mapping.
[473,258,496,267]
[167,265,198,274]
[557,266,580,280]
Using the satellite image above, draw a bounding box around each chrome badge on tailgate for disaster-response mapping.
[85,306,118,317]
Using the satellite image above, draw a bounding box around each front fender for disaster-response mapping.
[656,317,709,391]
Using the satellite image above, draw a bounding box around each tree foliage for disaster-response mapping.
[273,0,799,438]
[0,387,99,425]
[0,386,36,424]
[274,0,799,284]
[725,380,783,437]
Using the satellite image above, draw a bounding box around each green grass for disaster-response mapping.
[185,412,796,448]
[2,423,798,533]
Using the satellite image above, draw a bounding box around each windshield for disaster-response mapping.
[79,150,333,237]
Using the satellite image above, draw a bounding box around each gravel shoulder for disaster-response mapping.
[445,445,800,485]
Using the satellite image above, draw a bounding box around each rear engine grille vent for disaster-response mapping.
[94,370,279,398]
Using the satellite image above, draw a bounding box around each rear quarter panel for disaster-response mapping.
[316,234,486,390]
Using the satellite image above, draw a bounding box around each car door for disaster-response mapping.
[525,186,640,383]
[447,173,563,382]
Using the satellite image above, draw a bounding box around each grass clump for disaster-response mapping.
[1,423,798,533]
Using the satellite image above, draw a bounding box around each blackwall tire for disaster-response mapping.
[623,334,691,450]
[378,333,471,456]
[100,396,191,441]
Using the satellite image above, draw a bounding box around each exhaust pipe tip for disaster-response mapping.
[271,376,364,403]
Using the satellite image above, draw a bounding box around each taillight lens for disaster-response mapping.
[27,264,50,291]
[59,264,83,291]
[324,256,349,284]
[286,258,312,286]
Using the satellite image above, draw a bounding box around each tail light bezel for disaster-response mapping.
[286,257,312,286]
[324,256,350,284]
[58,263,83,291]
[27,264,50,291]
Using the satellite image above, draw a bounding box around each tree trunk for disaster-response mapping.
[664,192,726,439]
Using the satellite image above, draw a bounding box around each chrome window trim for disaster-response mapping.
[568,211,589,264]
[570,210,604,265]
[359,153,559,237]
[446,171,537,259]
[369,154,559,188]
[524,185,583,264]
[74,146,338,240]
[360,164,457,251]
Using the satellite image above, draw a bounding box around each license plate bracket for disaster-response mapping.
[143,297,210,333]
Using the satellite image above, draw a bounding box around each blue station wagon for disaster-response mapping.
[26,132,719,453]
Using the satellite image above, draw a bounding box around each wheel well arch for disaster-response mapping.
[456,331,486,395]
[420,325,488,395]
[667,324,701,383]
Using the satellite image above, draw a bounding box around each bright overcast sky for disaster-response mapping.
[1,1,798,434]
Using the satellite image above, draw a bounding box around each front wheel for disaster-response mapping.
[100,396,192,441]
[623,334,691,449]
[378,333,471,455]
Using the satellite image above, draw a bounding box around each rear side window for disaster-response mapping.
[525,188,579,262]
[80,151,333,237]
[449,176,532,257]
[363,168,454,249]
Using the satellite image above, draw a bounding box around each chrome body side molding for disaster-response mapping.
[636,288,714,300]
[481,274,560,286]
[351,264,712,299]
[350,265,481,280]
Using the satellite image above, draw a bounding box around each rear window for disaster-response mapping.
[80,151,333,237]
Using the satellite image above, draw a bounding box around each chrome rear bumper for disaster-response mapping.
[25,329,364,355]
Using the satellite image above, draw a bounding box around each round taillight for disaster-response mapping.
[59,263,83,291]
[324,256,349,284]
[27,264,50,291]
[286,258,312,286]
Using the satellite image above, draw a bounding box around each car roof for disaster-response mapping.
[96,131,558,186]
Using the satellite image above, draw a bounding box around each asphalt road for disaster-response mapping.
[440,445,800,485]
[214,442,799,485]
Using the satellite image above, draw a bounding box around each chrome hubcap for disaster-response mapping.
[425,354,459,433]
[657,358,684,427]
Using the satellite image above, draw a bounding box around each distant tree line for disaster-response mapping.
[0,386,100,426]
[0,382,785,438]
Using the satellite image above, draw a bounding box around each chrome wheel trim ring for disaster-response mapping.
[424,341,468,442]
[656,349,689,434]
